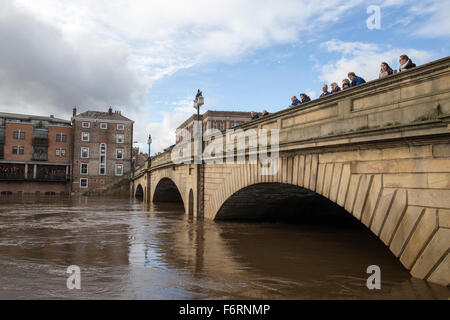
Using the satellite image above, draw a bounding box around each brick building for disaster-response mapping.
[176,110,252,143]
[71,107,134,193]
[132,147,148,169]
[0,112,72,195]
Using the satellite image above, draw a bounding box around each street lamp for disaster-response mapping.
[193,89,204,120]
[147,134,152,165]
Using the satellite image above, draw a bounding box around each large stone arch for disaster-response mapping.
[153,177,184,204]
[205,154,449,286]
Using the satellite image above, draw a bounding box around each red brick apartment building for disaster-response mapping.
[176,110,252,143]
[0,112,72,195]
[71,107,134,194]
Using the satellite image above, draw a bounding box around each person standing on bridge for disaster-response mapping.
[399,54,416,72]
[299,93,311,103]
[379,62,396,79]
[330,82,341,93]
[289,96,301,107]
[348,72,366,87]
[342,79,350,90]
[319,84,331,97]
[250,111,260,120]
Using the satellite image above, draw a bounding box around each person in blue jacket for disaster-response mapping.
[348,72,366,87]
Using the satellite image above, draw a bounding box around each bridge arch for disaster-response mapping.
[205,155,449,285]
[153,177,184,207]
[135,184,144,200]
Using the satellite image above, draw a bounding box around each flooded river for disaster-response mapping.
[0,196,448,299]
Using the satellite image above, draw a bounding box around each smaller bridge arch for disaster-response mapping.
[153,177,184,206]
[135,184,144,200]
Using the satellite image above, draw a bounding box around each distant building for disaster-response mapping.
[176,110,252,143]
[0,112,72,195]
[71,107,134,193]
[132,147,148,169]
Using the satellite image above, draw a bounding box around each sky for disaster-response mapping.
[0,0,449,153]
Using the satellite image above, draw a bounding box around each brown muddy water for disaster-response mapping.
[0,196,448,299]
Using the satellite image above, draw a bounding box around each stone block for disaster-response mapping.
[400,208,438,269]
[408,189,450,209]
[380,189,408,245]
[352,159,450,174]
[344,174,361,213]
[427,252,449,286]
[382,145,432,160]
[309,154,319,191]
[329,163,343,203]
[427,173,450,189]
[411,228,450,279]
[304,155,312,189]
[390,206,424,257]
[323,163,334,198]
[353,174,373,220]
[438,209,450,228]
[383,173,428,189]
[337,164,351,207]
[432,144,450,158]
[316,163,326,195]
[361,175,382,227]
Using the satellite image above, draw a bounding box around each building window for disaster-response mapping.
[99,143,106,175]
[80,178,88,188]
[56,149,66,157]
[232,122,239,127]
[100,123,107,129]
[115,164,123,176]
[82,122,90,128]
[212,122,217,129]
[56,134,67,142]
[13,131,25,139]
[81,132,89,141]
[80,163,88,175]
[81,147,89,158]
[117,124,124,131]
[116,149,123,159]
[220,122,225,130]
[12,146,24,154]
[116,134,124,143]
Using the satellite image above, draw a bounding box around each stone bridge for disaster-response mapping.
[131,56,450,286]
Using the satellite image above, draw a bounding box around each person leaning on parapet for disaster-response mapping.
[342,79,351,90]
[330,82,341,93]
[379,62,396,79]
[289,96,301,107]
[261,110,270,117]
[250,111,260,120]
[348,72,366,87]
[319,84,330,97]
[299,93,311,103]
[398,54,416,72]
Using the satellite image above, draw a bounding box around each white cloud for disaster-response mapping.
[316,39,436,85]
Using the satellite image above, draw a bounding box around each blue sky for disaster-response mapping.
[0,0,449,152]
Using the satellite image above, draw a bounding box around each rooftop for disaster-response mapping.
[75,110,133,122]
[0,112,71,125]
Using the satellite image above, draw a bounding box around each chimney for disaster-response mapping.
[108,106,113,115]
[72,107,77,117]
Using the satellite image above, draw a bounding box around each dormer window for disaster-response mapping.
[82,122,90,128]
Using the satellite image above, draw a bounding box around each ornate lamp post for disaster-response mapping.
[193,89,204,120]
[147,134,152,166]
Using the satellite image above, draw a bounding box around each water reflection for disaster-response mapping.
[0,196,447,299]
